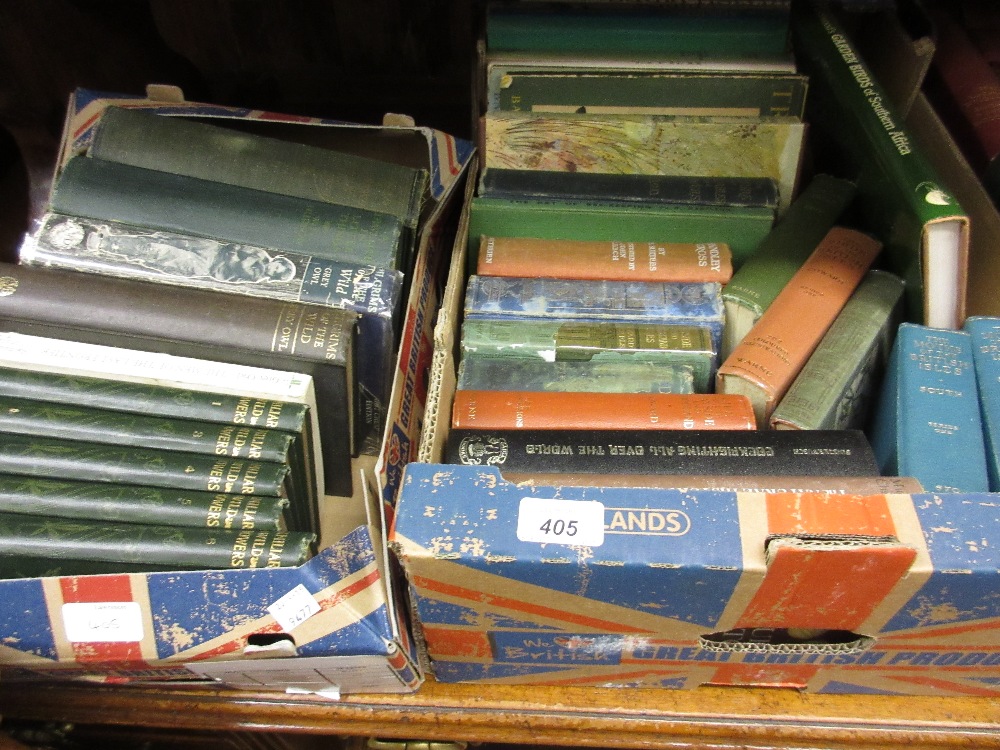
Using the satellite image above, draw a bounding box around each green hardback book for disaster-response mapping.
[0,393,315,533]
[0,394,298,464]
[467,195,775,269]
[791,1,970,329]
[481,110,806,211]
[719,173,857,358]
[769,269,905,430]
[0,474,288,531]
[488,69,808,118]
[457,356,696,395]
[460,319,716,393]
[0,365,311,439]
[90,106,429,230]
[0,433,291,499]
[485,4,792,58]
[51,155,408,271]
[0,512,315,578]
[0,367,318,532]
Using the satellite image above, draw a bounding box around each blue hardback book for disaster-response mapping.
[463,276,724,351]
[964,316,1000,491]
[870,323,989,493]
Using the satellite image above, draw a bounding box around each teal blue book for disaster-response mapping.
[870,322,989,493]
[486,4,791,58]
[964,316,1000,491]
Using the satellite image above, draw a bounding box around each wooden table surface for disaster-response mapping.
[2,675,999,749]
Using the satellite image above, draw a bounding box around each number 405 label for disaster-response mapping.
[517,498,605,547]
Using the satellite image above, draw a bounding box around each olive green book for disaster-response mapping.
[719,173,857,358]
[460,319,716,393]
[770,269,906,431]
[0,511,315,579]
[0,474,288,531]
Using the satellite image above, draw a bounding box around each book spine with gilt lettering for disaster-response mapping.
[0,392,315,534]
[477,169,779,210]
[720,173,857,358]
[870,323,989,493]
[0,433,291,499]
[0,474,288,531]
[457,357,697,395]
[451,391,756,430]
[460,319,716,392]
[962,316,1000,491]
[0,511,314,578]
[476,235,733,283]
[769,269,905,431]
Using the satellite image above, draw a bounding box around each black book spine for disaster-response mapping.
[445,428,880,477]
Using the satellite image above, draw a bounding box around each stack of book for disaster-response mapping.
[440,1,964,490]
[469,0,809,266]
[0,333,324,579]
[16,105,426,459]
[868,316,1000,496]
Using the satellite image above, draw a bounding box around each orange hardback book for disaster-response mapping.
[716,226,883,427]
[476,235,733,283]
[451,390,756,430]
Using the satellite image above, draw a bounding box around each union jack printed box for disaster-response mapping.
[0,86,475,694]
[392,463,1000,696]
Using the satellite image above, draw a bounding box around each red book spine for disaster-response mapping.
[477,235,733,282]
[451,390,756,430]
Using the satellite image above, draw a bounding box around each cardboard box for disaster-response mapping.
[390,169,1000,696]
[0,85,475,695]
[394,463,1000,694]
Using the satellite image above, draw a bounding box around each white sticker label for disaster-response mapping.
[62,602,144,643]
[268,584,321,632]
[517,498,605,547]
